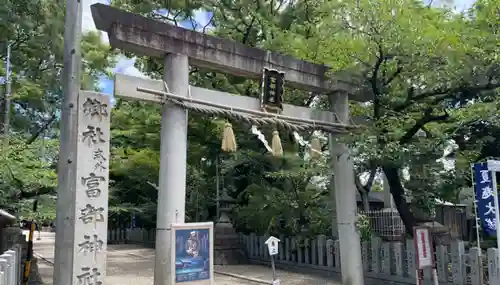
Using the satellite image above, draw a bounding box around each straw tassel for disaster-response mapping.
[310,136,322,159]
[271,130,283,157]
[221,122,237,152]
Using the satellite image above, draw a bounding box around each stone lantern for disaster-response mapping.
[214,187,247,265]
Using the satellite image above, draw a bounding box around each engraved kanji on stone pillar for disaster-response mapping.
[72,91,110,283]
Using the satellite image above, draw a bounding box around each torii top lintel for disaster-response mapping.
[91,4,368,102]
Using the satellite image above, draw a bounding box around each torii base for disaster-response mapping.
[214,219,247,265]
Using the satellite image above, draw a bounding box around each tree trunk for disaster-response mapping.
[382,165,417,235]
[360,191,370,212]
[354,167,377,213]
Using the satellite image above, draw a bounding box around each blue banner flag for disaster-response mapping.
[131,214,136,229]
[472,162,497,236]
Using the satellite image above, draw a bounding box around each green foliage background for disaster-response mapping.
[0,0,498,237]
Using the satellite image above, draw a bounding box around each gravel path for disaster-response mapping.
[32,231,344,285]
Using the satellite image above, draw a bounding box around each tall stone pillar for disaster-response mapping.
[330,93,364,285]
[154,53,189,285]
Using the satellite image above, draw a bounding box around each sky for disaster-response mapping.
[453,0,477,10]
[82,0,476,96]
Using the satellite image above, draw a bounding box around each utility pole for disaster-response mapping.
[52,0,82,284]
[3,43,11,148]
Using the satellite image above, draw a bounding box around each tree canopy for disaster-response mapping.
[0,0,116,221]
[103,0,499,236]
[1,0,499,237]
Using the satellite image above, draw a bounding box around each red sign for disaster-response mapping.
[413,226,434,269]
[420,231,427,258]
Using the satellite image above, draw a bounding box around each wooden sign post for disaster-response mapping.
[265,236,281,285]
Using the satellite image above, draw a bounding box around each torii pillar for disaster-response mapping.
[330,93,363,284]
[91,3,368,285]
[155,54,189,282]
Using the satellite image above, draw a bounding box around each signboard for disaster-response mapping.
[131,214,136,229]
[414,226,434,269]
[171,222,214,285]
[265,236,280,256]
[264,236,280,283]
[484,160,500,266]
[260,67,285,114]
[72,91,111,284]
[472,162,497,236]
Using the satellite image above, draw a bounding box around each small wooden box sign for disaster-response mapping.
[265,236,280,256]
[170,222,214,285]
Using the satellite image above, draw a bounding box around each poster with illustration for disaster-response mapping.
[171,222,214,285]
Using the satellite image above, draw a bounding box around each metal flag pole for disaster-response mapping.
[3,42,11,147]
[491,170,500,264]
[471,163,485,283]
[216,155,220,219]
[470,164,482,252]
[487,160,500,276]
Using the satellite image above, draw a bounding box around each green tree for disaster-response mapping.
[224,151,331,236]
[209,0,499,233]
[106,0,500,236]
[288,0,500,233]
[0,0,116,215]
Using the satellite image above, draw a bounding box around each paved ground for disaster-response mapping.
[32,231,342,285]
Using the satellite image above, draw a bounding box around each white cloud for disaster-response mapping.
[112,55,148,78]
[122,62,147,78]
[80,0,147,81]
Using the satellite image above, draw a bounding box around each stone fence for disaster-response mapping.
[108,228,156,246]
[108,228,500,285]
[240,234,500,285]
[0,247,21,285]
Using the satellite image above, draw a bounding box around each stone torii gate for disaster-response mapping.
[91,3,368,285]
